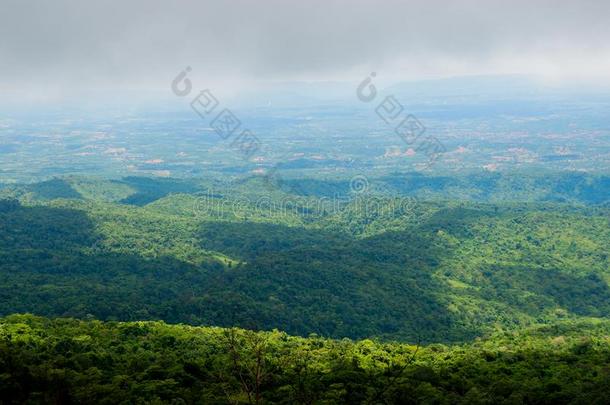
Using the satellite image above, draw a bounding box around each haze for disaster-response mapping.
[1,0,610,102]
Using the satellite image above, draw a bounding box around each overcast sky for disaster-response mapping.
[1,0,610,100]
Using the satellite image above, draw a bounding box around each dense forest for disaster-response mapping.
[2,315,609,404]
[0,174,609,403]
[0,175,608,343]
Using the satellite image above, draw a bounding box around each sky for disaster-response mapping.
[1,0,610,101]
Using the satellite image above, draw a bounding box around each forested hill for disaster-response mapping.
[2,172,609,205]
[0,175,608,343]
[2,315,609,404]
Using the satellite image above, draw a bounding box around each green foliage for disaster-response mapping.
[0,177,608,343]
[1,315,609,404]
[0,174,609,402]
[25,178,83,200]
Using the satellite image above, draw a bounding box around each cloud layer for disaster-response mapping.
[1,0,609,98]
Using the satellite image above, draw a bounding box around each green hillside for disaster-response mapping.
[0,176,608,343]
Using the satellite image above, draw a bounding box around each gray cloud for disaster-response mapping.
[1,0,610,99]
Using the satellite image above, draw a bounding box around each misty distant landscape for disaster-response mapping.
[3,77,610,183]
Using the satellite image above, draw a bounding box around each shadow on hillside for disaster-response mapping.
[116,177,201,206]
[547,173,610,204]
[379,172,460,196]
[477,264,610,318]
[26,179,82,200]
[196,218,473,342]
[0,200,223,324]
[196,205,610,341]
[3,200,606,345]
